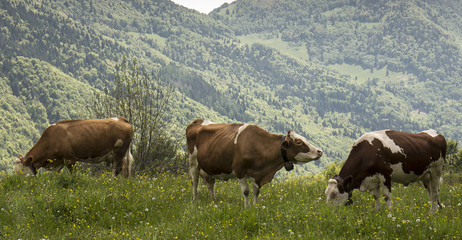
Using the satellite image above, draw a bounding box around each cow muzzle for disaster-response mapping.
[317,149,323,157]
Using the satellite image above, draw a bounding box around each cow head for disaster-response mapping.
[325,175,353,205]
[281,130,323,163]
[15,155,36,175]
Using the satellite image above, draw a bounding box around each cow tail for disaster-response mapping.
[121,147,134,177]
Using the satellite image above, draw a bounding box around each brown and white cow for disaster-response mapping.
[16,117,134,178]
[186,119,323,207]
[325,129,446,213]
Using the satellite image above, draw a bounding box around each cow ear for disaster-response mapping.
[23,156,33,166]
[281,140,289,150]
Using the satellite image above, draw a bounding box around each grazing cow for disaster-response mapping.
[186,119,323,207]
[16,117,134,178]
[325,130,446,213]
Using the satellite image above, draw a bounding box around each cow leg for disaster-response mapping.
[428,174,442,213]
[112,158,123,177]
[422,168,443,213]
[238,178,251,208]
[203,174,216,200]
[437,187,443,208]
[190,167,200,201]
[422,172,432,206]
[433,160,444,210]
[371,186,382,209]
[189,148,200,201]
[429,179,438,213]
[382,177,392,209]
[423,173,437,213]
[65,160,75,174]
[250,178,260,206]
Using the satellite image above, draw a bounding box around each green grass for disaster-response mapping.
[238,34,310,63]
[329,63,393,84]
[237,34,408,87]
[1,170,461,239]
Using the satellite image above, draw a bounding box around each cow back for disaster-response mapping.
[340,130,446,188]
[29,118,133,163]
[194,123,244,175]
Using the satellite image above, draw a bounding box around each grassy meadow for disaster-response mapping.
[1,169,461,239]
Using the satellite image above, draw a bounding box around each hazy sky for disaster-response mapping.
[171,0,236,14]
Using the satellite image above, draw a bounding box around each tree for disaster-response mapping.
[89,56,185,176]
[446,140,462,173]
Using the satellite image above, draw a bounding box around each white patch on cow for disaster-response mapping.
[114,139,124,148]
[432,155,444,172]
[325,179,349,205]
[354,130,405,156]
[294,152,315,162]
[201,120,215,126]
[359,174,385,192]
[359,174,390,208]
[390,162,421,185]
[289,131,322,161]
[234,124,249,144]
[289,131,308,143]
[112,117,119,121]
[422,129,438,137]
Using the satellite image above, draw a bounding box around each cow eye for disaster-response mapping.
[295,139,303,145]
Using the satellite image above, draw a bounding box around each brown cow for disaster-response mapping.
[325,130,446,213]
[186,119,323,207]
[16,117,134,178]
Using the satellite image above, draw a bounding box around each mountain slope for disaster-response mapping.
[212,0,462,140]
[0,56,94,169]
[1,0,461,174]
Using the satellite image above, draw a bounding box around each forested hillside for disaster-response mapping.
[212,0,461,138]
[1,0,461,174]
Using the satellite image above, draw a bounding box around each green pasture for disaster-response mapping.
[1,170,461,239]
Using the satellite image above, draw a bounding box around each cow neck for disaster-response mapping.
[337,158,362,192]
[280,135,294,171]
